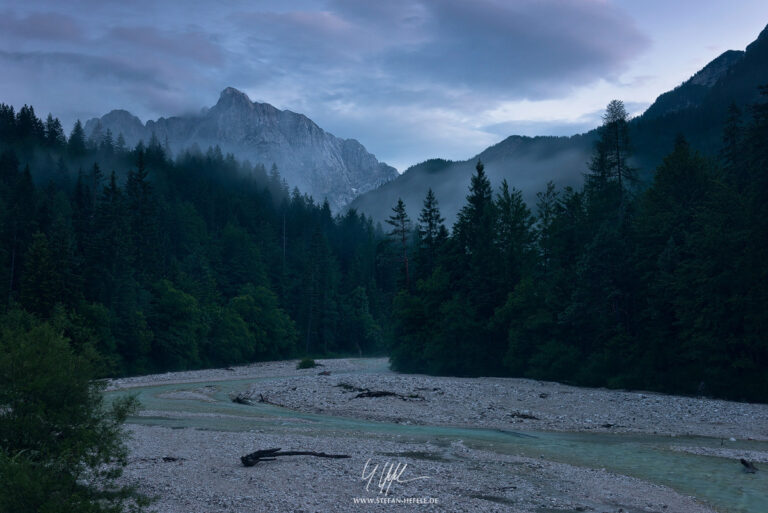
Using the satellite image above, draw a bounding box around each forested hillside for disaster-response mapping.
[0,105,396,376]
[2,89,766,402]
[388,94,768,403]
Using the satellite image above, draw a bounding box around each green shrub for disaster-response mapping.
[296,357,317,369]
[0,310,148,513]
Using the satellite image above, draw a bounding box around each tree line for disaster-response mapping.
[388,93,768,403]
[1,89,767,512]
[1,90,766,403]
[0,103,396,377]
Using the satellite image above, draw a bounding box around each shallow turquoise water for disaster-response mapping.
[108,375,768,513]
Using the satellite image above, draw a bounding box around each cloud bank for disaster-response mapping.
[0,0,648,168]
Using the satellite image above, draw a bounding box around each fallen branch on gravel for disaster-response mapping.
[335,383,423,401]
[241,447,350,467]
[354,390,424,401]
[257,393,284,406]
[132,456,186,463]
[231,392,254,405]
[336,382,367,392]
[509,411,539,420]
[740,459,758,473]
[230,392,284,407]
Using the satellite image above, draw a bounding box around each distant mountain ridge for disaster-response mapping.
[350,135,593,225]
[85,87,398,210]
[350,23,768,224]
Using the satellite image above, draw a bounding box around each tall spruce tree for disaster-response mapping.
[44,114,66,149]
[386,198,411,287]
[67,120,87,158]
[599,100,635,201]
[416,189,445,278]
[494,180,534,290]
[452,160,498,315]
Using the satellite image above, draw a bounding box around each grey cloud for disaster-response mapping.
[0,50,165,86]
[0,49,198,128]
[106,26,226,66]
[0,11,83,42]
[342,0,649,99]
[0,0,653,169]
[227,0,648,118]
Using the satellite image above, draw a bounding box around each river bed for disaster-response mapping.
[107,358,768,512]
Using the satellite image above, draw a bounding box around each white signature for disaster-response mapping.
[361,458,430,496]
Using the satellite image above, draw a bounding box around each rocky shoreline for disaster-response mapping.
[121,425,716,513]
[110,357,768,441]
[110,358,768,512]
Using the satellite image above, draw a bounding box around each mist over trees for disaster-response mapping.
[389,95,768,403]
[1,90,767,404]
[0,104,396,377]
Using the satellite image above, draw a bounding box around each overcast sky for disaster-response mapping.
[2,1,767,170]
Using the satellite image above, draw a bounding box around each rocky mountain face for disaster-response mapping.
[631,22,768,167]
[351,23,768,225]
[641,50,746,119]
[85,87,397,210]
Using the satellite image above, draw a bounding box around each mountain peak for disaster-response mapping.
[86,88,397,210]
[757,23,768,41]
[103,109,142,122]
[746,23,768,53]
[216,87,253,108]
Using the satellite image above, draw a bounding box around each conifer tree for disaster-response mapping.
[19,233,59,317]
[68,120,87,158]
[454,160,494,253]
[44,114,66,148]
[452,160,498,315]
[494,180,534,290]
[101,128,115,155]
[535,181,558,275]
[416,188,445,277]
[603,100,635,191]
[5,165,36,307]
[15,105,44,144]
[115,132,127,153]
[386,198,411,287]
[721,103,743,174]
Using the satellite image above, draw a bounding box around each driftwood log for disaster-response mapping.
[231,392,284,407]
[509,411,539,420]
[256,393,283,406]
[740,459,758,473]
[355,390,424,401]
[231,393,254,405]
[241,447,350,467]
[335,383,423,401]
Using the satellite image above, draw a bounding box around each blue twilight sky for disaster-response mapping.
[1,0,767,171]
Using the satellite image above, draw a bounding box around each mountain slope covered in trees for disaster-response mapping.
[350,23,768,225]
[2,27,767,404]
[0,106,398,375]
[387,92,768,403]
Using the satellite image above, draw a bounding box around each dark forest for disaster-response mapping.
[2,89,767,403]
